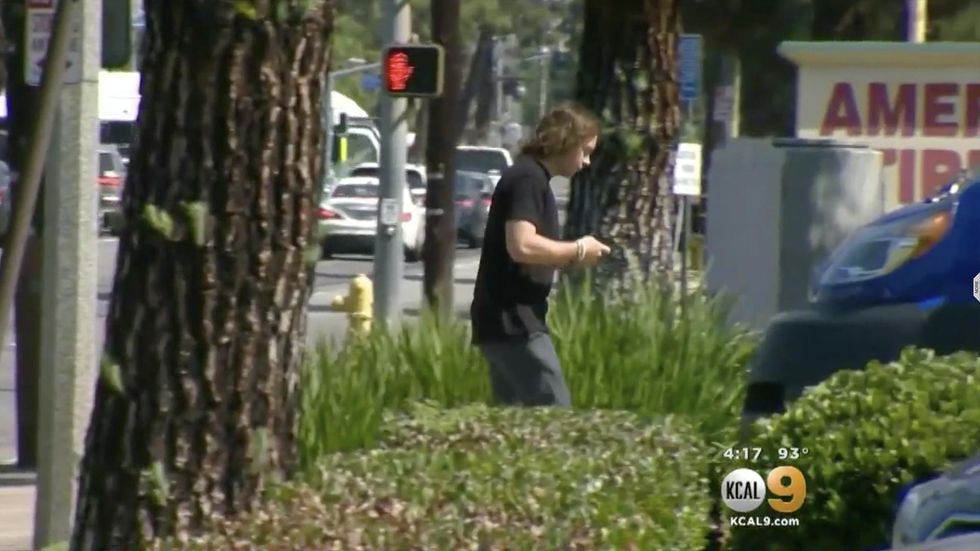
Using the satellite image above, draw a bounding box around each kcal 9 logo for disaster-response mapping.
[721,466,807,514]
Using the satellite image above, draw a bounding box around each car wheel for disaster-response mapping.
[321,243,333,260]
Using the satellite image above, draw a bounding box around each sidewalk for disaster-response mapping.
[0,470,34,551]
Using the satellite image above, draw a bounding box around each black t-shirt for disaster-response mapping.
[470,155,561,343]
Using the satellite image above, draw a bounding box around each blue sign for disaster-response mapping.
[360,73,381,91]
[678,34,702,103]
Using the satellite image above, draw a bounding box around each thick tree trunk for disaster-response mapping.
[565,0,681,287]
[70,2,333,548]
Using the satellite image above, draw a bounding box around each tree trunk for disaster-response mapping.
[70,2,333,548]
[422,0,462,319]
[565,0,681,287]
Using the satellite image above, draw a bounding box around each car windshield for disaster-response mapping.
[456,149,509,173]
[350,166,426,190]
[331,183,379,199]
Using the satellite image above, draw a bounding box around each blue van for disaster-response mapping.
[741,166,980,422]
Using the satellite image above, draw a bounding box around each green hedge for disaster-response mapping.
[157,404,716,550]
[728,348,980,550]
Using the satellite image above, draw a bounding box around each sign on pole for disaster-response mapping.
[25,0,82,87]
[678,33,702,103]
[672,142,703,196]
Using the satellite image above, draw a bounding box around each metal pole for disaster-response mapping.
[493,38,504,147]
[538,48,549,119]
[0,0,75,364]
[33,0,99,545]
[906,0,927,43]
[322,68,334,186]
[374,0,411,326]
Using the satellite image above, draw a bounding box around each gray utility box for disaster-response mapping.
[704,137,888,330]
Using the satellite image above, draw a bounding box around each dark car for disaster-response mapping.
[454,170,492,248]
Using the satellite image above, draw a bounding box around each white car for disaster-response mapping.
[316,176,424,262]
[456,145,513,187]
[346,161,428,206]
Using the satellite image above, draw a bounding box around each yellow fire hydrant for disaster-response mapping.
[331,274,373,338]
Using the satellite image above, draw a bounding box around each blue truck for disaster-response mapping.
[741,165,980,423]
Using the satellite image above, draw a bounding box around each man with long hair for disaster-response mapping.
[470,102,610,407]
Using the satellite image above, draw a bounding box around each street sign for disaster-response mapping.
[361,73,381,91]
[672,142,703,196]
[678,34,702,103]
[973,272,979,302]
[25,0,82,87]
[379,198,400,226]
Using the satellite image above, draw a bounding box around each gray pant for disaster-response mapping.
[478,333,571,407]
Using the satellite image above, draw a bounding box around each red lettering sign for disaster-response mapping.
[966,84,980,138]
[921,149,961,195]
[923,83,959,137]
[867,83,916,137]
[820,83,861,136]
[882,148,980,201]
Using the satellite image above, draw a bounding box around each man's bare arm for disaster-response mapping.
[505,220,578,266]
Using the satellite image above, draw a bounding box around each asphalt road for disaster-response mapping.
[0,237,482,464]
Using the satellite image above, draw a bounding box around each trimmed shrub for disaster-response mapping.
[728,348,980,551]
[158,404,715,550]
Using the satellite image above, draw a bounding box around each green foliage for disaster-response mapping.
[179,201,209,246]
[550,273,759,443]
[98,355,124,394]
[296,274,755,468]
[729,348,980,550]
[295,310,491,466]
[141,205,176,240]
[156,405,715,550]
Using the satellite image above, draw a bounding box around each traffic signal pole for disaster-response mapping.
[374,0,411,326]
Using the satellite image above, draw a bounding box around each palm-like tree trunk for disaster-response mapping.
[70,2,333,548]
[565,0,681,286]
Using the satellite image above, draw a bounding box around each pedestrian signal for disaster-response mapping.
[382,44,444,98]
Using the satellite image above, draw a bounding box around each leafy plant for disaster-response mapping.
[549,272,759,443]
[729,348,980,550]
[296,309,491,467]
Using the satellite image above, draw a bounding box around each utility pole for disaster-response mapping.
[374,0,411,325]
[492,37,504,148]
[538,46,549,120]
[906,0,927,42]
[322,69,334,185]
[33,0,99,544]
[423,0,461,319]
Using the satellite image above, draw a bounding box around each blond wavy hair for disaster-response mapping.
[520,102,600,159]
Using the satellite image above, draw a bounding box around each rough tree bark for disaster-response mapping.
[565,0,681,287]
[422,0,462,318]
[70,1,333,548]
